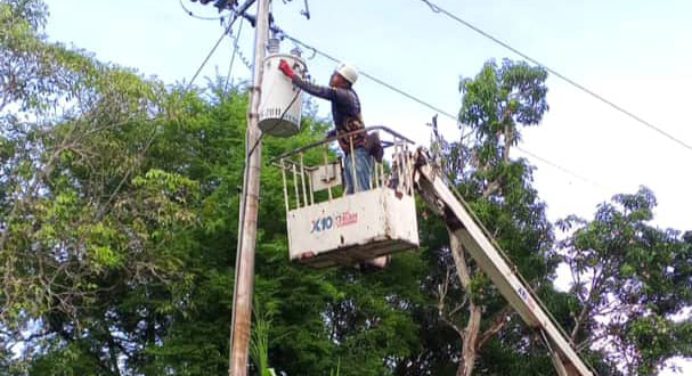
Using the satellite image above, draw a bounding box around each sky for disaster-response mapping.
[42,0,691,373]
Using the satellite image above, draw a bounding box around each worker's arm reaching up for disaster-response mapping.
[278,59,356,111]
[292,78,354,105]
[278,59,364,152]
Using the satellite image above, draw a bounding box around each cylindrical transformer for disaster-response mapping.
[258,52,306,137]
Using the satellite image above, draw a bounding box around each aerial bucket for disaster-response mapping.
[258,44,306,137]
[272,127,420,269]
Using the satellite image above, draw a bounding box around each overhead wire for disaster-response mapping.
[514,147,613,192]
[275,31,611,192]
[175,7,615,371]
[227,23,254,71]
[184,9,612,193]
[110,4,239,219]
[224,16,246,92]
[418,0,692,153]
[177,8,606,368]
[185,11,241,92]
[267,32,599,367]
[278,17,598,371]
[179,0,227,21]
[281,34,458,122]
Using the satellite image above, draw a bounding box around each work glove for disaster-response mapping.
[278,59,296,79]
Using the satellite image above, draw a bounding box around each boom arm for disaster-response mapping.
[414,159,594,376]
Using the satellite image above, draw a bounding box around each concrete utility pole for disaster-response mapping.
[228,0,270,374]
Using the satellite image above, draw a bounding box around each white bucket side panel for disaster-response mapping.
[258,54,305,137]
[384,192,419,246]
[287,188,419,261]
[288,189,386,260]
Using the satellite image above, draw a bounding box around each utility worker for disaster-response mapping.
[277,60,372,194]
[278,60,390,270]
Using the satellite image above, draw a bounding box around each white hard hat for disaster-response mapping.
[335,63,358,85]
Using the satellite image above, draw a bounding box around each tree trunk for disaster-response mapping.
[448,229,482,376]
[503,123,513,163]
[460,303,482,376]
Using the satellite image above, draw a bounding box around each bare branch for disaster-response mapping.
[477,306,513,349]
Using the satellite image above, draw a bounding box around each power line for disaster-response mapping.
[418,0,692,153]
[514,146,612,192]
[281,34,459,122]
[229,13,613,191]
[224,17,246,92]
[227,20,254,71]
[179,0,227,21]
[185,13,240,91]
[276,31,609,190]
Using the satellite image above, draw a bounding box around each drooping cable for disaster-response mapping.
[224,17,246,92]
[185,13,240,91]
[272,31,610,191]
[179,0,227,21]
[418,0,692,152]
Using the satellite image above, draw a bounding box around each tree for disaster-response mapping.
[410,58,567,375]
[1,1,206,373]
[557,187,692,375]
[1,2,427,375]
[11,2,686,374]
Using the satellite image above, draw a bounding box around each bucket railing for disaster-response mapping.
[271,126,416,212]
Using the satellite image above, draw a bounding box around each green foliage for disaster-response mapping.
[0,3,428,375]
[3,2,687,375]
[392,58,569,375]
[250,297,278,376]
[458,59,548,170]
[557,187,691,374]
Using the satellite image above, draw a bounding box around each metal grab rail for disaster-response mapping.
[273,127,415,212]
[268,125,415,164]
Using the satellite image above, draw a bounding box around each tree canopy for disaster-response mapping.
[1,2,689,375]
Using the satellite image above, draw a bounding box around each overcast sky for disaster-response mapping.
[43,1,691,373]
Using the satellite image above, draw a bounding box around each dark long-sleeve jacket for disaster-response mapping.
[292,77,365,152]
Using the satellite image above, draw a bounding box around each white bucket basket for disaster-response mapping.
[287,187,419,268]
[258,53,306,137]
[273,128,420,269]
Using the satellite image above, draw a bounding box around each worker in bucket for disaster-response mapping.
[278,60,390,270]
[277,60,373,194]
